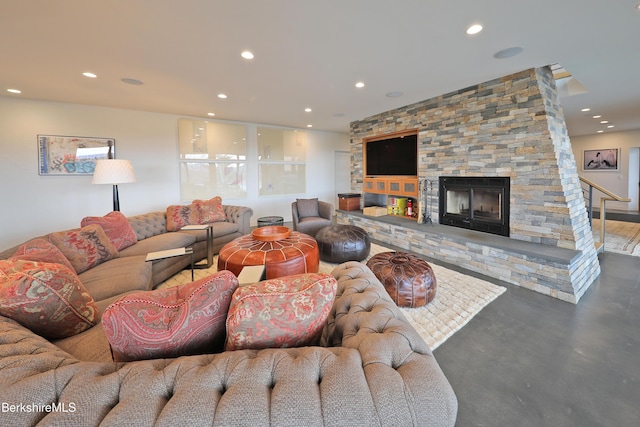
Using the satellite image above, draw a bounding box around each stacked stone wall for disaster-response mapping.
[348,67,600,302]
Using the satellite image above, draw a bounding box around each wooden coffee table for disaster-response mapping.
[217,226,319,280]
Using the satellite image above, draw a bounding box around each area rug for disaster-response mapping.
[159,243,506,350]
[592,219,640,257]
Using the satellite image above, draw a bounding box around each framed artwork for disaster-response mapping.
[38,135,115,175]
[582,148,619,171]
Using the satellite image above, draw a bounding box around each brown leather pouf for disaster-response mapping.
[366,252,436,308]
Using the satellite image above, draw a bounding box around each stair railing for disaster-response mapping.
[579,176,631,252]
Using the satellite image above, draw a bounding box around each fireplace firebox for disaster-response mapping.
[439,176,510,237]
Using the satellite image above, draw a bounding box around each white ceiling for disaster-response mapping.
[2,0,639,137]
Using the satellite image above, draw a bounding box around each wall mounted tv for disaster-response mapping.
[365,131,418,176]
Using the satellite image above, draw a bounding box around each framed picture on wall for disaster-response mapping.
[582,148,619,171]
[38,135,115,175]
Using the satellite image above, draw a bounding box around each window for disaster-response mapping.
[257,127,306,196]
[178,119,247,200]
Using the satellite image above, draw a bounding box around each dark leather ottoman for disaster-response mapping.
[316,225,370,263]
[366,252,437,308]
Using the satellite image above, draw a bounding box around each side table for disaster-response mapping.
[145,247,195,281]
[257,216,284,227]
[180,224,214,268]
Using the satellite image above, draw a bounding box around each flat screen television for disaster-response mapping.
[365,133,418,176]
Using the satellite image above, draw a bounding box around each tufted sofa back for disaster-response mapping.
[127,211,167,240]
[0,261,457,426]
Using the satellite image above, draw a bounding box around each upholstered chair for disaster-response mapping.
[291,198,334,237]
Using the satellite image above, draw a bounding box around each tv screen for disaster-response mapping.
[365,134,418,176]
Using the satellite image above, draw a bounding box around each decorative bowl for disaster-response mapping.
[251,226,291,242]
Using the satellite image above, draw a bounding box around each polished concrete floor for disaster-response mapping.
[434,251,640,427]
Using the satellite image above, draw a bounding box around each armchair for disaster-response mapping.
[291,198,334,237]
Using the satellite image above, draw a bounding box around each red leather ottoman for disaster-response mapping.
[218,228,319,280]
[366,251,437,308]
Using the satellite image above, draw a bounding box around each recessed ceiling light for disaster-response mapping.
[493,47,523,59]
[121,78,143,85]
[466,24,483,35]
[355,82,365,88]
[218,93,227,99]
[592,115,601,119]
[306,124,313,128]
[7,88,21,94]
[600,120,609,124]
[386,91,403,98]
[581,108,590,112]
[83,72,97,78]
[241,51,254,60]
[207,112,215,116]
[597,130,604,133]
[304,108,312,112]
[607,125,615,128]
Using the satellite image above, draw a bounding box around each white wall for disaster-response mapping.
[0,97,349,249]
[571,129,640,211]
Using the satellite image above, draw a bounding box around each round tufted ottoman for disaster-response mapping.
[366,252,437,308]
[218,230,319,280]
[315,225,371,263]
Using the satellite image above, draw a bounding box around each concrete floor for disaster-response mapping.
[433,251,640,427]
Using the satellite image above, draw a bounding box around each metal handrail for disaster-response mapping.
[579,176,631,252]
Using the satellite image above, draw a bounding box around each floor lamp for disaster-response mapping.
[92,159,136,211]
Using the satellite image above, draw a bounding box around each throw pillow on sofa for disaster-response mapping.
[102,270,239,362]
[166,204,200,231]
[48,224,119,274]
[225,272,338,351]
[193,196,227,223]
[0,259,99,339]
[10,238,75,272]
[80,211,138,250]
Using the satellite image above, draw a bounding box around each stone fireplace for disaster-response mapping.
[439,176,510,237]
[342,66,601,304]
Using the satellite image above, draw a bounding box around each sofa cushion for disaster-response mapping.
[194,196,227,223]
[0,259,98,339]
[81,211,138,250]
[48,224,119,274]
[296,198,319,218]
[10,238,75,272]
[79,256,152,302]
[102,271,239,362]
[166,204,200,231]
[225,273,337,351]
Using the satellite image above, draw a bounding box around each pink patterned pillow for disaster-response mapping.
[102,270,239,362]
[81,211,137,250]
[48,224,119,274]
[193,196,227,223]
[10,238,75,272]
[225,273,338,351]
[166,204,200,231]
[0,259,98,339]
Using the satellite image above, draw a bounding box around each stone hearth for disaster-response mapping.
[346,67,600,303]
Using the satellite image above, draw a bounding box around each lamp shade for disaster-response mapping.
[92,159,136,184]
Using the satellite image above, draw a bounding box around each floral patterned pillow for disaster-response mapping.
[225,273,338,351]
[48,224,119,274]
[193,196,227,224]
[81,211,137,250]
[166,204,200,231]
[0,259,98,339]
[10,238,75,272]
[102,270,238,362]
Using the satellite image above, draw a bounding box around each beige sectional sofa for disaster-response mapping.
[0,209,457,426]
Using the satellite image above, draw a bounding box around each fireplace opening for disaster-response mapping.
[439,176,510,237]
